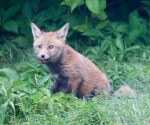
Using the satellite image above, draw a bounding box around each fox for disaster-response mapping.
[112,85,137,97]
[31,23,136,98]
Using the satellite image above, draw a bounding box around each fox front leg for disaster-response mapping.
[65,77,82,94]
[51,79,61,94]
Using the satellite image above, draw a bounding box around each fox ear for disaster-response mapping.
[56,23,69,40]
[31,23,42,40]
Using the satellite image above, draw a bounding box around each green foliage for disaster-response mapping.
[82,28,104,37]
[97,9,149,60]
[0,62,51,124]
[142,0,150,15]
[0,0,149,61]
[86,0,100,14]
[0,0,63,49]
[61,0,84,12]
[0,0,109,48]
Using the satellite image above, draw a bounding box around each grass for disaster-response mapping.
[1,45,150,125]
[9,95,150,125]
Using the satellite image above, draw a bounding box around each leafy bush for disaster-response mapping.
[0,0,149,63]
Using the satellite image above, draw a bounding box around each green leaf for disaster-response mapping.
[109,22,118,30]
[41,88,51,97]
[52,92,65,100]
[67,15,80,28]
[0,102,8,124]
[130,10,139,18]
[73,24,90,32]
[129,11,140,29]
[115,24,129,34]
[28,0,41,9]
[3,20,18,33]
[109,45,118,58]
[139,23,147,36]
[100,38,111,52]
[46,6,67,21]
[12,36,28,48]
[142,1,150,5]
[32,10,46,22]
[45,6,67,21]
[9,101,15,113]
[56,6,67,16]
[115,36,124,52]
[0,68,20,82]
[126,45,140,52]
[126,69,140,81]
[142,65,150,73]
[125,28,140,46]
[82,29,104,37]
[86,0,100,14]
[0,112,4,125]
[129,28,140,41]
[10,93,24,99]
[96,20,109,29]
[23,86,36,94]
[38,75,50,85]
[22,2,33,19]
[95,10,107,20]
[61,0,84,12]
[0,76,9,85]
[3,4,20,22]
[0,101,8,112]
[99,0,106,10]
[32,95,41,103]
[2,85,7,97]
[15,81,27,89]
[114,61,119,72]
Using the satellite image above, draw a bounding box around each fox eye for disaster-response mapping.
[38,45,42,49]
[49,45,54,49]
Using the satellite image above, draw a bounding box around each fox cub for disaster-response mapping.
[31,23,136,98]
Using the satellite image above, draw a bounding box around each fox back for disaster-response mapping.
[31,23,111,98]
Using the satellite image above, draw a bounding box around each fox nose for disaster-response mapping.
[41,54,45,58]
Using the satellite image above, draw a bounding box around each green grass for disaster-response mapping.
[7,95,150,125]
[1,45,150,125]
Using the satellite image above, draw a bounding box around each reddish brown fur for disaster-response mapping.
[113,85,137,97]
[50,45,110,98]
[31,23,136,98]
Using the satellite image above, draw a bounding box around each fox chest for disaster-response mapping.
[47,64,68,87]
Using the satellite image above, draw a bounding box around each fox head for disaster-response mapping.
[31,23,69,64]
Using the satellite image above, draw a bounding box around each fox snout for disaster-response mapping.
[37,53,50,63]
